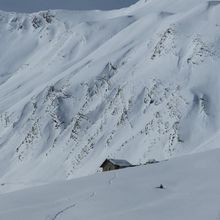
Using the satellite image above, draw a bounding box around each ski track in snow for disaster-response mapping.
[108,173,117,185]
[47,191,96,220]
[47,204,76,220]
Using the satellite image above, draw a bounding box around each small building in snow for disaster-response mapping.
[100,159,133,172]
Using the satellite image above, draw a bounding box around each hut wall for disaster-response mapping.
[102,162,118,171]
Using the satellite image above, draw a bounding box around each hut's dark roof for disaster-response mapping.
[101,159,132,167]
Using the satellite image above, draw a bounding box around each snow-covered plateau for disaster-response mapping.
[0,148,220,220]
[0,0,220,218]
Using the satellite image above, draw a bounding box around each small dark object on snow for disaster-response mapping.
[144,159,159,165]
[149,99,154,104]
[156,184,165,189]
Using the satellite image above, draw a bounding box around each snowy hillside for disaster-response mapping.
[0,0,220,190]
[0,148,220,220]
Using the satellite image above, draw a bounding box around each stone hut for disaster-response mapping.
[100,159,133,172]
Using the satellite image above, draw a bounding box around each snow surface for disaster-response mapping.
[0,148,220,220]
[0,0,220,193]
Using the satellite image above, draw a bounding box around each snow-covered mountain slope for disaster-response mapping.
[0,148,220,220]
[0,0,220,189]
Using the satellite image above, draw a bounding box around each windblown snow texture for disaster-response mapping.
[0,0,220,191]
